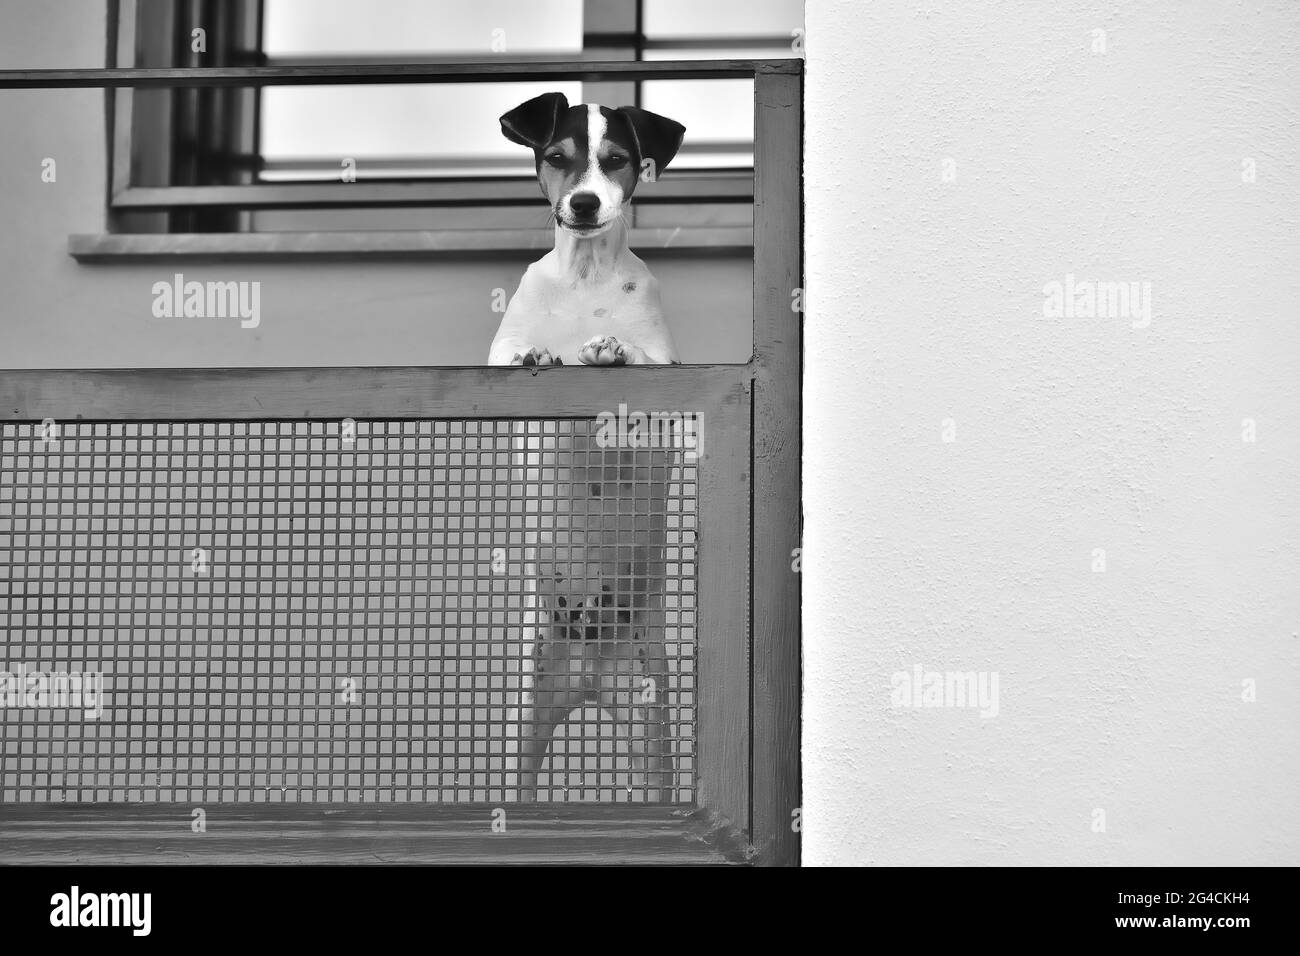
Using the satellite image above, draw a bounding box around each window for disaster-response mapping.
[102,0,803,246]
[259,0,585,181]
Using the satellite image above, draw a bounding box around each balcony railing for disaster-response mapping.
[0,56,801,865]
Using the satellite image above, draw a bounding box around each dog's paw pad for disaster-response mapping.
[578,336,628,366]
[511,347,563,366]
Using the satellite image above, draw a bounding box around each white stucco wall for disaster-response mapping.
[805,1,1300,864]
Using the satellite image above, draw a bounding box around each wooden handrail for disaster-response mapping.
[0,365,752,422]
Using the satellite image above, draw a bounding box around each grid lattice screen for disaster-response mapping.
[0,419,697,804]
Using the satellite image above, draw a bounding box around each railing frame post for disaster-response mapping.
[749,67,803,866]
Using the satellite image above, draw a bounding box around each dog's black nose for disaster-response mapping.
[569,191,600,219]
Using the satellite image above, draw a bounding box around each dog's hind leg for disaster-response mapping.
[518,636,584,801]
[635,637,675,803]
[600,634,674,802]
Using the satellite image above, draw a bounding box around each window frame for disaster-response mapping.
[100,0,795,255]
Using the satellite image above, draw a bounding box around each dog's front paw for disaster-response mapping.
[510,347,563,367]
[578,335,633,366]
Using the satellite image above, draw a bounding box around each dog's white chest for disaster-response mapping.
[523,263,662,363]
[488,224,679,366]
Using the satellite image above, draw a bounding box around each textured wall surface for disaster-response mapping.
[805,0,1299,864]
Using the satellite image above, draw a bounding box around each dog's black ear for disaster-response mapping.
[500,92,569,150]
[616,106,686,181]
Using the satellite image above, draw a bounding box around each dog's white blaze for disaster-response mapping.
[564,104,623,224]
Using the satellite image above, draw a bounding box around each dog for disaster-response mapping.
[490,92,687,801]
[488,91,683,367]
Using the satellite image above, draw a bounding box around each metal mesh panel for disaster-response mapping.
[0,419,697,804]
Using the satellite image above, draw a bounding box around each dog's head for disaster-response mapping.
[500,92,685,238]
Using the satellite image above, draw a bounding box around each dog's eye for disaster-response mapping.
[544,152,567,166]
[604,155,629,168]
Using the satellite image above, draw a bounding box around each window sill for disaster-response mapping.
[0,804,750,865]
[68,228,754,262]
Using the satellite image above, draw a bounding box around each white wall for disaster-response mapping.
[805,0,1300,864]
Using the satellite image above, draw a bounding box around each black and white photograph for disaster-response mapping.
[0,0,1296,937]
